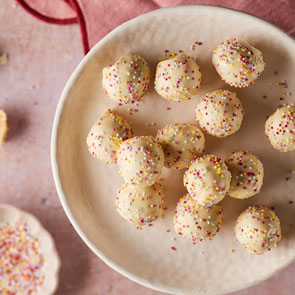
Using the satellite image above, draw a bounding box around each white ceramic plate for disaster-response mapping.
[0,204,60,295]
[51,5,295,295]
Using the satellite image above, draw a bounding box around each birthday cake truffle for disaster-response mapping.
[116,182,165,227]
[235,205,282,255]
[102,54,150,104]
[265,104,295,152]
[174,193,223,242]
[156,123,205,169]
[195,89,244,137]
[0,109,7,146]
[117,136,164,186]
[184,154,231,206]
[212,38,265,87]
[154,53,201,102]
[225,151,264,199]
[86,109,133,164]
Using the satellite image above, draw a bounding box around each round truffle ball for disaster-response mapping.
[265,104,295,152]
[0,109,8,146]
[156,123,205,169]
[235,205,282,255]
[154,54,201,102]
[195,89,244,137]
[116,182,165,227]
[102,54,150,104]
[117,136,165,186]
[184,154,231,206]
[86,109,133,163]
[212,38,265,88]
[225,151,264,199]
[174,193,223,242]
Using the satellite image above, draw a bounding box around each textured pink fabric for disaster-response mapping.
[19,0,295,51]
[76,0,159,48]
[19,0,76,19]
[80,0,295,48]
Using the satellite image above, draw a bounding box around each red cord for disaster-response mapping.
[68,0,90,54]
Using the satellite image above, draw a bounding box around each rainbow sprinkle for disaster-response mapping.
[276,80,288,88]
[0,221,45,295]
[190,41,203,50]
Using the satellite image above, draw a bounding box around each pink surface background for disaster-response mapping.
[0,0,295,294]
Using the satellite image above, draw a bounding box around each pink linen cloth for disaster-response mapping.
[16,0,295,53]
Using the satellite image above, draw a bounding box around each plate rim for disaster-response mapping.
[50,5,295,295]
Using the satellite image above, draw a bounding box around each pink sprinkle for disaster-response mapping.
[166,229,170,233]
[171,246,177,251]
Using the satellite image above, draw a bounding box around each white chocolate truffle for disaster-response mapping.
[235,205,282,255]
[156,123,205,169]
[184,154,231,206]
[195,89,244,137]
[225,151,264,199]
[154,54,201,102]
[102,54,150,104]
[265,104,295,152]
[116,182,165,227]
[0,110,7,146]
[86,109,133,164]
[174,193,223,242]
[212,38,265,88]
[117,136,164,186]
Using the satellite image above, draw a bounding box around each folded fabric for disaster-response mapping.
[16,0,295,54]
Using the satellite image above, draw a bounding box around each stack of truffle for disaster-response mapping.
[86,38,294,255]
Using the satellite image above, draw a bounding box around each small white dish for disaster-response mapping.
[51,5,295,295]
[0,204,60,295]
